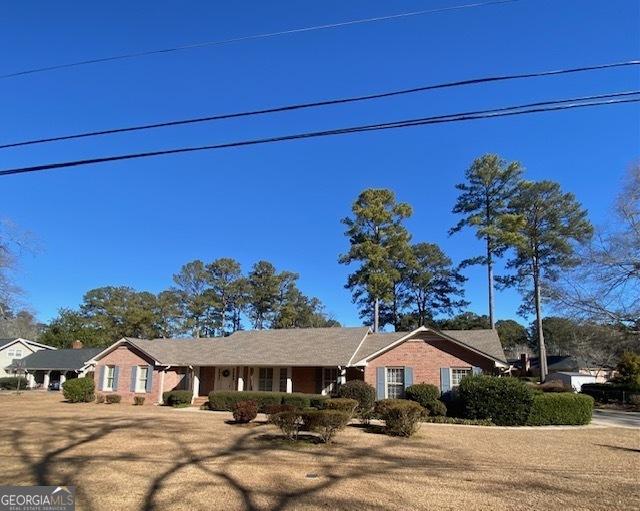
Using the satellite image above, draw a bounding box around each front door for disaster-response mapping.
[215,367,235,391]
[199,367,215,396]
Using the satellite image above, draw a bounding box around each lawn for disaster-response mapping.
[0,392,637,511]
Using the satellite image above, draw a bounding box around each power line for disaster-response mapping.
[1,0,519,80]
[2,59,638,150]
[2,91,637,177]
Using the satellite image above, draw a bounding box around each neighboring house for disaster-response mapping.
[88,326,508,404]
[511,353,615,382]
[16,341,101,390]
[0,338,56,378]
[546,371,597,392]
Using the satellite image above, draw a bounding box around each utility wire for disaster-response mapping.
[1,91,637,177]
[2,59,638,150]
[1,0,519,80]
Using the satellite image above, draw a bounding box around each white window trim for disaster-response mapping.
[385,367,405,399]
[104,365,115,391]
[136,366,149,393]
[450,367,472,388]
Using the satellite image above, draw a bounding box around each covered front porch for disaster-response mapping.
[190,365,357,400]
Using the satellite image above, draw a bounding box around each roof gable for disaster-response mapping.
[352,327,507,366]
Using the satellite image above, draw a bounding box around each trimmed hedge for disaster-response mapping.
[376,399,425,437]
[303,409,351,443]
[580,383,640,404]
[105,394,121,404]
[405,383,440,405]
[62,377,95,403]
[208,390,326,412]
[0,376,28,390]
[458,375,534,426]
[323,398,358,415]
[337,380,376,419]
[163,390,193,407]
[527,393,594,425]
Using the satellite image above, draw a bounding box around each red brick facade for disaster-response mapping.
[94,344,187,404]
[363,331,495,391]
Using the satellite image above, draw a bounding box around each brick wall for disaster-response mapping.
[94,343,187,404]
[363,331,495,391]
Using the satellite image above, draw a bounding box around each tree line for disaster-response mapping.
[38,259,338,347]
[339,156,638,380]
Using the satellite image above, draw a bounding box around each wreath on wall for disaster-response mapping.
[221,369,230,378]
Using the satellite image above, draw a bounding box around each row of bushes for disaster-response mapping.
[208,390,328,411]
[580,382,640,404]
[0,376,28,390]
[457,375,593,426]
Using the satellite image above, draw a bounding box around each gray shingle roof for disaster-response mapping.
[124,327,371,367]
[112,326,506,367]
[17,348,102,370]
[440,329,507,363]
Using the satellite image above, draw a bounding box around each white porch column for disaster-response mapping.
[286,367,293,393]
[43,371,51,390]
[237,368,244,392]
[338,366,347,385]
[26,372,35,389]
[158,369,166,404]
[191,366,200,403]
[59,372,66,390]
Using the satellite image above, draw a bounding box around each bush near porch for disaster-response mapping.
[62,377,95,403]
[208,390,327,412]
[0,377,28,390]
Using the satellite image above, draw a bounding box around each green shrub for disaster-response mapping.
[208,391,325,412]
[422,416,494,426]
[282,393,326,409]
[105,394,121,404]
[265,403,297,416]
[309,395,329,409]
[377,400,424,437]
[163,390,193,407]
[337,380,376,419]
[303,409,351,443]
[580,382,640,403]
[405,383,440,406]
[62,377,95,403]
[232,400,258,423]
[133,396,145,406]
[323,398,358,416]
[0,377,28,390]
[527,393,594,425]
[95,393,105,404]
[458,376,534,426]
[425,399,447,417]
[269,410,303,440]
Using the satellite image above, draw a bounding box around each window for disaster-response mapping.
[451,368,472,388]
[322,368,338,395]
[278,368,288,393]
[386,367,405,399]
[258,368,273,392]
[7,348,23,359]
[136,366,149,393]
[104,366,115,390]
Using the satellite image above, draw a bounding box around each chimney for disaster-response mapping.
[72,340,84,350]
[520,353,530,375]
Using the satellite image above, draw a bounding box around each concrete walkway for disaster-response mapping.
[592,409,640,428]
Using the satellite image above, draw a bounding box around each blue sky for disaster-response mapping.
[1,0,639,328]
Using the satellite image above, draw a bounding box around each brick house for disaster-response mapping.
[88,326,508,404]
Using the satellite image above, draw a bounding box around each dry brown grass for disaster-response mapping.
[0,391,638,511]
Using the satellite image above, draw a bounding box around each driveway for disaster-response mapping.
[592,409,640,428]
